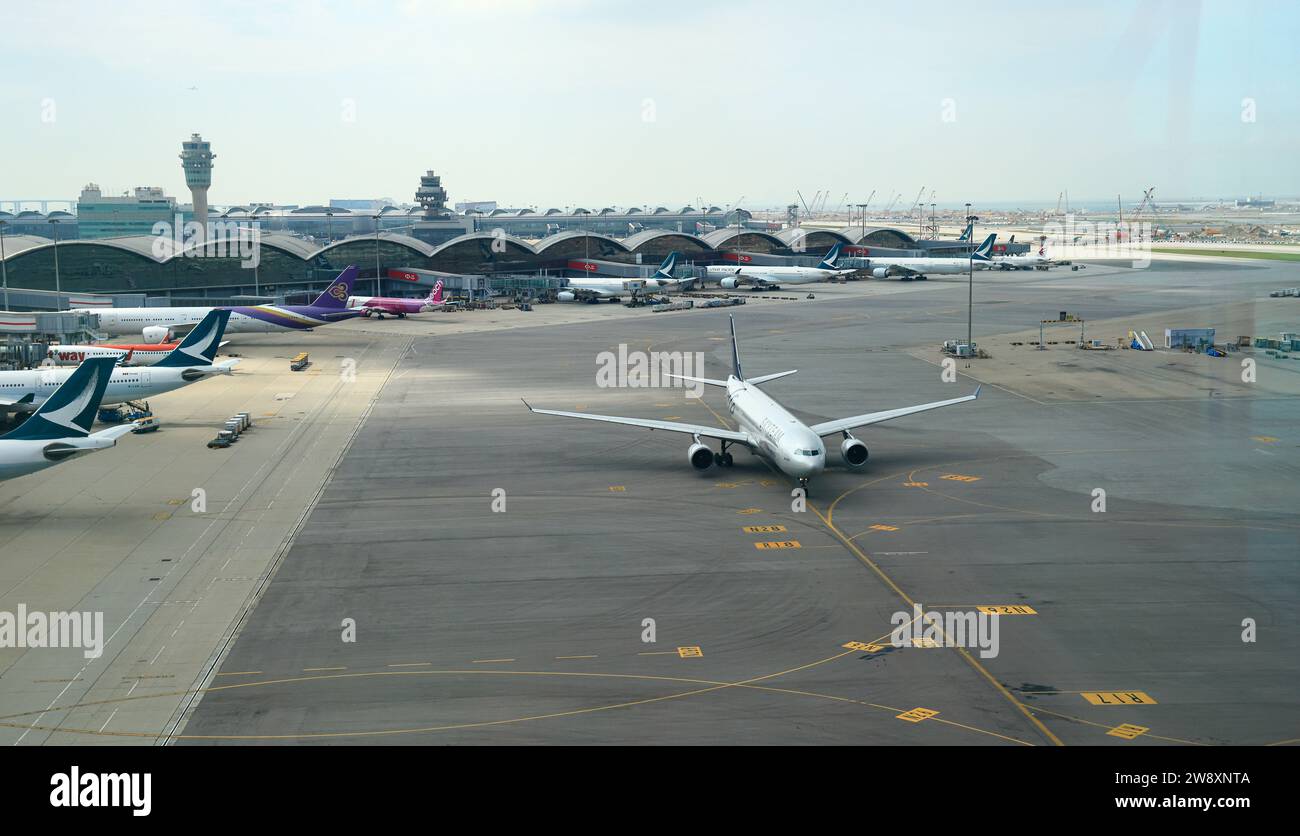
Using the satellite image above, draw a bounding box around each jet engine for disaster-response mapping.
[556,291,576,302]
[871,268,890,279]
[688,442,714,471]
[719,278,740,289]
[840,437,869,468]
[142,325,173,344]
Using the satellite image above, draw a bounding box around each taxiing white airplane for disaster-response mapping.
[0,357,139,482]
[0,310,236,417]
[704,244,857,289]
[866,234,996,280]
[526,315,979,490]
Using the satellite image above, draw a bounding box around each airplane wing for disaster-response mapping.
[733,272,780,287]
[524,401,751,445]
[90,424,139,442]
[809,387,980,436]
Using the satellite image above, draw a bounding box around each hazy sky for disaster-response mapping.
[2,0,1296,209]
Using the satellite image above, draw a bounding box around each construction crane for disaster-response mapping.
[863,189,876,211]
[797,190,813,219]
[884,192,901,214]
[829,192,848,218]
[906,186,926,215]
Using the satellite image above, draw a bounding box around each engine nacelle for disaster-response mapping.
[719,277,740,289]
[841,438,869,468]
[556,291,576,302]
[871,268,889,279]
[688,442,714,471]
[142,325,173,344]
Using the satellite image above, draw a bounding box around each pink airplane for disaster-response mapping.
[347,280,448,318]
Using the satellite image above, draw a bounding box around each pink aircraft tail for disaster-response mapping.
[426,280,445,304]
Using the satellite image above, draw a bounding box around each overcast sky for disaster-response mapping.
[2,0,1296,210]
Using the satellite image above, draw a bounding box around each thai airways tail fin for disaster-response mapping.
[972,233,997,261]
[654,252,680,280]
[729,314,743,379]
[427,280,445,304]
[310,266,359,309]
[0,357,117,440]
[154,309,230,368]
[817,243,844,269]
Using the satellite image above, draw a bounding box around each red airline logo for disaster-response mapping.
[568,260,599,272]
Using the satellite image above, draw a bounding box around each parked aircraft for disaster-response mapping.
[865,234,996,280]
[70,266,360,341]
[348,280,448,318]
[0,309,236,417]
[0,357,139,482]
[704,244,857,289]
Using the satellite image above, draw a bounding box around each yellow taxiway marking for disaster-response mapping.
[1026,704,1204,746]
[1252,435,1278,443]
[472,658,516,664]
[664,415,682,420]
[742,525,787,533]
[1107,723,1150,740]
[754,541,801,550]
[869,524,899,531]
[166,498,186,506]
[940,474,981,482]
[608,485,626,492]
[556,655,598,660]
[808,483,1064,746]
[386,662,432,668]
[676,646,704,658]
[1081,691,1156,706]
[302,667,346,672]
[897,707,940,723]
[152,512,172,522]
[738,507,763,514]
[977,605,1038,615]
[903,481,929,487]
[842,641,886,652]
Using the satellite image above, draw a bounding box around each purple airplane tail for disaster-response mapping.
[426,280,445,304]
[312,266,359,309]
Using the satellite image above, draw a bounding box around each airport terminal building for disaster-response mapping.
[0,224,931,305]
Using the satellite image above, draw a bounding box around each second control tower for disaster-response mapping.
[179,133,216,235]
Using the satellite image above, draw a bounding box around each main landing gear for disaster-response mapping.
[714,441,735,467]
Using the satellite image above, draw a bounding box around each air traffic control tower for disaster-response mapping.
[179,133,215,234]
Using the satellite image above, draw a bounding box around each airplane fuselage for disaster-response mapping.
[0,365,225,409]
[76,305,357,337]
[869,257,973,276]
[705,265,851,286]
[726,377,826,480]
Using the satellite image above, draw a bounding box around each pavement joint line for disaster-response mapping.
[157,336,411,746]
